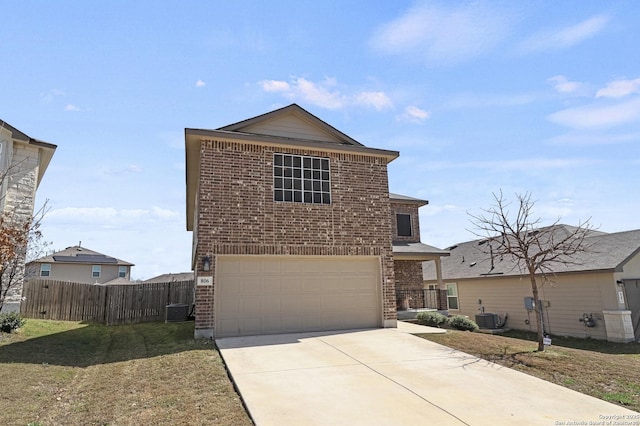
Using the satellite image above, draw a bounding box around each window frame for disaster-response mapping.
[446,283,459,310]
[40,263,51,277]
[273,153,331,205]
[118,266,127,278]
[396,213,412,237]
[92,265,101,279]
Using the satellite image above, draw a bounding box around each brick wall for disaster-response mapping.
[390,202,421,243]
[194,139,396,333]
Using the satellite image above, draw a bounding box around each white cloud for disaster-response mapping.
[353,91,393,110]
[41,89,66,104]
[64,104,80,112]
[294,77,345,109]
[518,15,610,53]
[419,157,599,172]
[260,79,291,92]
[370,2,513,66]
[47,206,180,227]
[196,79,206,87]
[259,77,393,111]
[397,105,431,123]
[445,92,541,109]
[547,131,640,146]
[547,75,586,95]
[548,97,640,129]
[596,77,640,98]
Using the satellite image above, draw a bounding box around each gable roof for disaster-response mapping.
[31,245,134,266]
[423,226,640,281]
[0,119,57,187]
[218,104,364,146]
[185,104,399,230]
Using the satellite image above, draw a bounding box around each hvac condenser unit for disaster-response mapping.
[475,313,500,329]
[166,303,189,323]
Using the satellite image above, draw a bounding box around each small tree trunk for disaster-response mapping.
[529,273,545,351]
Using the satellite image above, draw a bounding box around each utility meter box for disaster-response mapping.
[524,297,536,311]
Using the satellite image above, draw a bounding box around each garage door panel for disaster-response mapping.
[215,256,381,337]
[281,277,303,292]
[260,276,282,293]
[239,276,261,294]
[261,260,282,274]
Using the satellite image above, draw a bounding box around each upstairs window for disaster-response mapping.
[118,266,127,278]
[92,265,101,278]
[274,153,331,204]
[40,263,51,277]
[396,214,412,237]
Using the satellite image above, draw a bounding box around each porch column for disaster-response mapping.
[435,257,444,290]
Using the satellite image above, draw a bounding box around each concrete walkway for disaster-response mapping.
[217,323,638,425]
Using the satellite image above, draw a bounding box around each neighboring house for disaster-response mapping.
[144,272,194,283]
[423,225,640,343]
[185,104,448,339]
[28,245,134,284]
[0,120,57,306]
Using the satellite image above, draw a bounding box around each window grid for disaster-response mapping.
[92,265,101,278]
[274,153,331,204]
[118,266,127,278]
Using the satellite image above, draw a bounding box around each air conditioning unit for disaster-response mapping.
[475,313,500,329]
[166,303,189,323]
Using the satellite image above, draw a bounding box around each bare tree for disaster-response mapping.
[469,191,595,351]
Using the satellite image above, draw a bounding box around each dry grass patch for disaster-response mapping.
[0,320,252,426]
[417,329,640,413]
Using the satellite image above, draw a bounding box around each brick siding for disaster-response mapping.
[194,139,396,332]
[390,202,421,243]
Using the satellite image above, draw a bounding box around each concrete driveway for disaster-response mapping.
[217,323,638,425]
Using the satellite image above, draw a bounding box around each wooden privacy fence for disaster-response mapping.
[20,279,195,325]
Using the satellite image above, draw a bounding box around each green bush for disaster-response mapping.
[0,312,26,333]
[416,311,448,327]
[447,315,479,332]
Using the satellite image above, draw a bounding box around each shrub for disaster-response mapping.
[416,311,448,327]
[447,315,479,332]
[0,312,26,333]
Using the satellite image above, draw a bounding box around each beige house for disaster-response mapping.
[28,245,134,284]
[423,226,640,343]
[0,120,56,306]
[185,104,448,339]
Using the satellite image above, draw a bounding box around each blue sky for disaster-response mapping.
[2,1,640,279]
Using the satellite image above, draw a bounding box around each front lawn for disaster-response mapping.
[0,320,252,426]
[417,329,640,413]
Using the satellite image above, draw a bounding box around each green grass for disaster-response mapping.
[417,329,640,412]
[0,320,252,426]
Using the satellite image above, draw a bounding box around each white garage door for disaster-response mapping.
[215,256,382,338]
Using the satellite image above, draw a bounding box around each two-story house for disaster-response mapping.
[0,120,56,308]
[28,245,134,284]
[185,104,448,339]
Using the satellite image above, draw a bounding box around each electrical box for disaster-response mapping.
[524,297,535,311]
